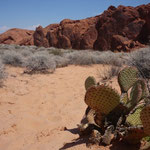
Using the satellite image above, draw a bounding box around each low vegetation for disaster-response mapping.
[98,65,121,81]
[25,53,56,74]
[79,67,150,147]
[0,59,6,86]
[0,44,149,79]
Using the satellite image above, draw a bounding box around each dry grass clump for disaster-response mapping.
[0,59,5,79]
[53,55,69,68]
[20,49,33,57]
[0,59,6,87]
[64,50,126,66]
[0,44,150,77]
[2,50,25,67]
[98,65,121,81]
[48,48,64,56]
[64,51,101,65]
[128,47,150,79]
[97,51,127,67]
[25,53,56,74]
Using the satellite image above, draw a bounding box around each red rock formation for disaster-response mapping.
[0,28,34,45]
[33,3,150,52]
[93,4,149,51]
[41,17,99,49]
[0,3,150,52]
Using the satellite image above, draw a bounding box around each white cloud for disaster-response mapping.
[25,24,40,30]
[0,26,10,33]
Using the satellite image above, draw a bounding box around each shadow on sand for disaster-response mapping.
[59,127,149,150]
[59,127,90,150]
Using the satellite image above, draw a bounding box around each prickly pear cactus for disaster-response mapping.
[137,79,149,99]
[130,79,149,100]
[79,66,150,146]
[79,107,97,135]
[126,81,143,111]
[140,103,150,136]
[85,85,120,115]
[118,104,146,144]
[126,79,149,112]
[118,67,139,93]
[120,92,129,104]
[126,106,143,126]
[85,76,97,91]
[94,112,105,128]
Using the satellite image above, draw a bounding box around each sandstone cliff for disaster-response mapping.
[0,3,150,51]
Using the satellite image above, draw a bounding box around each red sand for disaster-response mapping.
[0,65,146,150]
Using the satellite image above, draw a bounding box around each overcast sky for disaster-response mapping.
[0,0,149,33]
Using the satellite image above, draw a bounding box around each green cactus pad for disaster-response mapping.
[140,103,150,135]
[129,80,143,108]
[120,92,129,104]
[130,79,149,102]
[122,127,146,144]
[126,106,143,126]
[84,85,120,115]
[118,67,139,93]
[138,79,149,99]
[85,76,97,91]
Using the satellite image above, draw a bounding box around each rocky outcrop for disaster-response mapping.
[0,3,150,52]
[0,28,34,45]
[33,17,99,49]
[33,3,150,52]
[93,4,150,51]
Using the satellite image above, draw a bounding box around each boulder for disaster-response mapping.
[0,28,34,45]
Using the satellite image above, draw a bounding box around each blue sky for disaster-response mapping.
[0,0,149,33]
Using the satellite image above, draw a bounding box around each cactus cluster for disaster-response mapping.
[79,66,150,146]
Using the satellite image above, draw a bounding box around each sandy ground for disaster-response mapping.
[0,65,146,150]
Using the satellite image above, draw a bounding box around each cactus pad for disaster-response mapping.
[130,79,149,101]
[129,80,143,108]
[126,106,143,126]
[120,92,129,104]
[140,103,150,135]
[138,79,149,99]
[118,67,139,92]
[85,85,120,115]
[85,76,97,91]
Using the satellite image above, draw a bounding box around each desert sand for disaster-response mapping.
[0,65,145,150]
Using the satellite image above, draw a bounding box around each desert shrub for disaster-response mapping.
[27,45,38,50]
[128,47,150,79]
[48,48,63,56]
[34,50,50,56]
[0,59,5,79]
[98,65,121,81]
[36,46,46,51]
[0,59,6,86]
[2,50,25,67]
[97,51,126,67]
[64,51,99,65]
[64,50,126,66]
[20,49,33,57]
[0,44,16,50]
[53,55,69,67]
[25,53,56,73]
